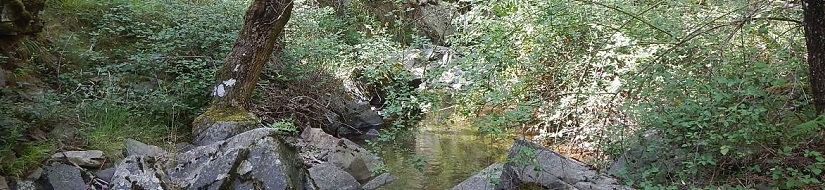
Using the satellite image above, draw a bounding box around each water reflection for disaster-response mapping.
[375,111,510,190]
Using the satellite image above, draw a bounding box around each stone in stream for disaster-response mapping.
[451,163,503,190]
[491,139,634,190]
[360,173,396,190]
[328,139,383,183]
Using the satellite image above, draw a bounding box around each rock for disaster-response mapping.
[329,139,383,183]
[0,176,8,190]
[124,138,168,157]
[608,130,685,183]
[174,142,196,153]
[167,128,304,190]
[192,119,259,146]
[331,101,384,140]
[304,174,319,190]
[360,173,395,190]
[302,127,341,149]
[451,163,503,190]
[25,167,43,180]
[40,164,86,190]
[95,167,116,183]
[496,139,634,190]
[308,163,360,190]
[111,155,167,190]
[50,150,105,168]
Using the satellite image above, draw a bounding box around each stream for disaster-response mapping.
[374,109,512,189]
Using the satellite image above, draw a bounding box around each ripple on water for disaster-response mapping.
[374,112,511,190]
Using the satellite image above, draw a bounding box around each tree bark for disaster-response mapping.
[192,0,292,142]
[805,0,825,114]
[208,0,293,111]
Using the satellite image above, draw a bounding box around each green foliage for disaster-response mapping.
[79,100,170,159]
[266,119,299,134]
[0,93,63,178]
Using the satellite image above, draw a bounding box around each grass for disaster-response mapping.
[79,100,171,160]
[0,141,56,179]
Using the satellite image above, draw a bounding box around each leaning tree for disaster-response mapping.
[805,0,825,114]
[192,0,293,145]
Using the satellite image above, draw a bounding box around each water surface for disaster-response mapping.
[375,110,511,189]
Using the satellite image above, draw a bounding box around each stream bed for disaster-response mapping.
[374,110,512,189]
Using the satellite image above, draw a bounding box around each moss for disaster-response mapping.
[194,106,257,123]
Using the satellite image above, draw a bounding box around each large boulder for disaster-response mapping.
[166,128,304,190]
[496,139,634,190]
[328,139,383,183]
[191,109,260,146]
[307,163,360,190]
[451,163,503,190]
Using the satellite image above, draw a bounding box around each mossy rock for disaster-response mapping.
[192,106,260,145]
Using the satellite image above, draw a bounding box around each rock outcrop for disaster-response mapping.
[300,127,395,190]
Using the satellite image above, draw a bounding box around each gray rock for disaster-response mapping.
[192,118,259,146]
[174,142,196,153]
[0,176,9,190]
[95,167,116,183]
[124,139,167,157]
[167,128,303,190]
[50,150,105,168]
[360,173,395,190]
[41,164,86,190]
[304,174,319,190]
[25,167,43,180]
[326,101,384,140]
[111,155,168,190]
[451,163,502,190]
[308,163,360,190]
[329,139,382,183]
[301,127,340,149]
[496,139,634,190]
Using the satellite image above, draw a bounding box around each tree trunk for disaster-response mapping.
[805,0,825,114]
[192,0,293,144]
